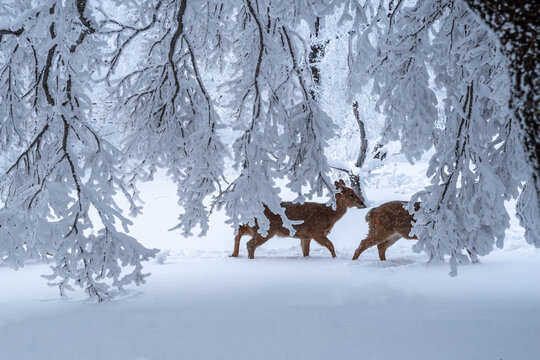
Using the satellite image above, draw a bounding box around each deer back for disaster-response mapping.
[366,201,420,239]
[278,201,347,238]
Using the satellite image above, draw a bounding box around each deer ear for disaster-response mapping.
[339,179,345,185]
[334,181,341,189]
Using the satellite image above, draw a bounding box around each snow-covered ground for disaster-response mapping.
[1,157,539,360]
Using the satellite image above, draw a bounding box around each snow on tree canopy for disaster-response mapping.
[0,0,538,297]
[347,0,539,274]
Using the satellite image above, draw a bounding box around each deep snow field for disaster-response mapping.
[1,157,539,360]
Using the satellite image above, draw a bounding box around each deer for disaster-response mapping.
[352,201,477,262]
[231,179,366,259]
[352,201,419,261]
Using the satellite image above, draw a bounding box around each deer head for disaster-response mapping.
[334,179,366,209]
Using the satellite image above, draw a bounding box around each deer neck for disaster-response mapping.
[332,199,349,220]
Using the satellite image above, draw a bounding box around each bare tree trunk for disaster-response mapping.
[329,102,369,204]
[353,101,367,168]
[309,19,368,203]
[309,17,325,102]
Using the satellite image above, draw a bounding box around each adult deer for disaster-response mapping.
[231,179,366,259]
[352,201,419,261]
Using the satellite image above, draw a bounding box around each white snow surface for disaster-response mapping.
[1,157,539,360]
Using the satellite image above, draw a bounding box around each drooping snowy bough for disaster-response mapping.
[0,0,158,300]
[463,0,540,248]
[348,0,539,274]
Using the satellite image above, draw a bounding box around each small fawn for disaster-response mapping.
[352,201,419,261]
[231,179,366,259]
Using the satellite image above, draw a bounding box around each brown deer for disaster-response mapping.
[231,179,366,259]
[352,200,477,262]
[352,201,420,261]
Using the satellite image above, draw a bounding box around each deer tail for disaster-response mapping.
[365,208,374,223]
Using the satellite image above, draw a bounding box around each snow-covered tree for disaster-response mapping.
[0,0,157,300]
[100,0,227,237]
[103,0,344,236]
[1,0,344,297]
[347,0,538,273]
[213,0,343,235]
[463,0,539,247]
[1,0,538,296]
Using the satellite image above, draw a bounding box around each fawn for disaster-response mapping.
[231,179,366,259]
[352,201,420,261]
[352,200,477,262]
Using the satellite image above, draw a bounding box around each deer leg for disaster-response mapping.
[352,239,374,260]
[301,238,311,257]
[231,232,243,257]
[376,235,401,261]
[352,230,393,260]
[313,236,336,258]
[376,243,387,261]
[246,234,271,259]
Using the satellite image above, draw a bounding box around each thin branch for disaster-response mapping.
[0,27,24,36]
[70,0,96,53]
[104,2,162,80]
[168,0,188,106]
[353,101,368,168]
[4,123,50,176]
[43,44,57,106]
[404,3,449,39]
[388,0,404,32]
[245,0,264,120]
[184,37,213,134]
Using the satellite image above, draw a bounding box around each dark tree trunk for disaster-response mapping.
[330,101,369,204]
[465,0,539,196]
[309,18,368,203]
[309,17,325,101]
[353,101,368,168]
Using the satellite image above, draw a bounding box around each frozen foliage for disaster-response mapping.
[0,0,345,296]
[102,0,227,237]
[348,0,539,273]
[1,0,538,295]
[463,0,540,247]
[214,1,342,235]
[101,0,345,238]
[0,0,158,300]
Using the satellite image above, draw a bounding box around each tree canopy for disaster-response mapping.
[1,0,538,299]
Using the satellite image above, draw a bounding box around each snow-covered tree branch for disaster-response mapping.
[211,0,342,235]
[463,0,539,246]
[103,0,227,237]
[348,0,538,273]
[0,0,157,301]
